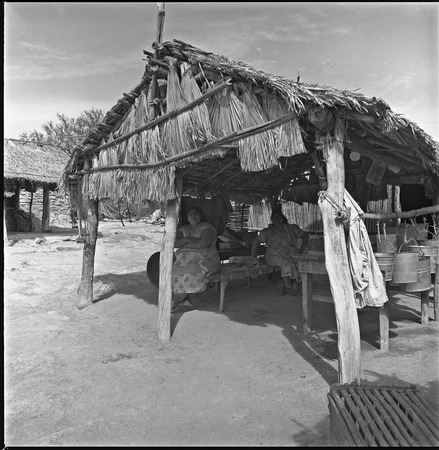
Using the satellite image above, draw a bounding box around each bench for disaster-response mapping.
[328,382,439,446]
[207,262,281,312]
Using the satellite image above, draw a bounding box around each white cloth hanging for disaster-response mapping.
[344,189,389,308]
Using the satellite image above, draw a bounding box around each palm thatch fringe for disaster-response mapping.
[88,156,100,199]
[248,200,272,229]
[281,200,323,231]
[264,91,307,157]
[161,64,197,156]
[180,68,212,146]
[138,86,166,163]
[87,166,176,204]
[208,87,243,138]
[239,88,278,172]
[115,106,138,164]
[175,147,229,167]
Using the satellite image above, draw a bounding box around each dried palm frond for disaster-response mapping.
[136,87,166,163]
[264,91,306,157]
[115,106,137,164]
[161,64,197,156]
[239,88,277,171]
[208,87,243,138]
[122,167,176,204]
[88,155,100,200]
[248,200,272,229]
[181,68,212,145]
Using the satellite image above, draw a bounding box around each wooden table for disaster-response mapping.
[294,254,391,351]
[207,263,281,312]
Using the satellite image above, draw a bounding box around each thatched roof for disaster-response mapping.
[63,39,439,206]
[4,139,69,190]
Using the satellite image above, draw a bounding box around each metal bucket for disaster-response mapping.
[405,256,431,292]
[392,252,419,284]
[374,253,396,281]
[396,224,428,251]
[407,244,438,273]
[376,235,397,253]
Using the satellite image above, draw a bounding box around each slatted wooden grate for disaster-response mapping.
[328,383,439,446]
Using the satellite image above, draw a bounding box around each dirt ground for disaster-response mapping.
[4,220,439,446]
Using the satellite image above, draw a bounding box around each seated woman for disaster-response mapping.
[251,210,309,296]
[172,206,221,310]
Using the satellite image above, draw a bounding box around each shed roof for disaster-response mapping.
[5,139,69,188]
[64,39,439,205]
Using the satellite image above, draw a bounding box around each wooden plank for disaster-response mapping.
[157,175,182,342]
[318,120,361,385]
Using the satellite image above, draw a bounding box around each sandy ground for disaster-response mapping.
[4,220,439,446]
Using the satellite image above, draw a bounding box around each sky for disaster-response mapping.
[4,2,439,142]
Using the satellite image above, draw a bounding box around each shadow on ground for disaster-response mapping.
[91,271,437,393]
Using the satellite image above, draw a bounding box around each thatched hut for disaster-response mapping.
[63,36,439,383]
[4,139,69,234]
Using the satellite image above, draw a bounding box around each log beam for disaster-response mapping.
[348,132,421,169]
[157,175,183,342]
[318,122,361,384]
[362,204,439,220]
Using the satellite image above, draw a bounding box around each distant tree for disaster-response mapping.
[18,107,105,156]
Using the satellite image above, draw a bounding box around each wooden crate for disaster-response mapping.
[328,383,439,446]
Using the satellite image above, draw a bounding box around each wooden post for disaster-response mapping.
[318,121,361,384]
[41,187,50,232]
[434,261,439,322]
[3,208,8,244]
[434,192,439,321]
[302,272,313,334]
[77,161,99,310]
[148,2,166,120]
[29,187,34,232]
[157,174,182,342]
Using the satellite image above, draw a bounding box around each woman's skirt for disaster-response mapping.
[266,245,300,279]
[172,246,221,294]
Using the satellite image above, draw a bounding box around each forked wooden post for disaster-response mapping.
[157,174,182,342]
[77,160,99,310]
[318,120,361,384]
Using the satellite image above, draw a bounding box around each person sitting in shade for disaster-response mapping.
[251,210,309,296]
[172,206,221,310]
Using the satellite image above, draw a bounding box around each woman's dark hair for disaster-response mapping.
[271,210,288,224]
[187,206,207,223]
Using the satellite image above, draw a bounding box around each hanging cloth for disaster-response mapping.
[344,189,389,308]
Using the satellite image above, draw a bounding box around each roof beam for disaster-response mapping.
[347,132,423,170]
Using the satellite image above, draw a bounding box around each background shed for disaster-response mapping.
[4,139,69,234]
